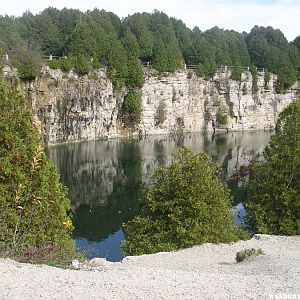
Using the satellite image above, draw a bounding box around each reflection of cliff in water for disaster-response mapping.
[47,131,271,243]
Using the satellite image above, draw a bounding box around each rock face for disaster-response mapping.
[5,65,299,145]
[26,68,122,145]
[140,69,299,135]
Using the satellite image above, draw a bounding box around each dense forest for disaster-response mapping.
[0,8,300,91]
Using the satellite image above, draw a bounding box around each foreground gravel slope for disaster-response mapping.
[1,234,300,300]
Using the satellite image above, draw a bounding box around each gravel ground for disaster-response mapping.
[1,234,299,300]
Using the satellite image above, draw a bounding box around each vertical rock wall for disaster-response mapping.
[4,65,299,145]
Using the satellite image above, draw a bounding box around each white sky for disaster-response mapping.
[0,0,299,41]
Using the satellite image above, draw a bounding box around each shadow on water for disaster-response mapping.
[46,131,271,261]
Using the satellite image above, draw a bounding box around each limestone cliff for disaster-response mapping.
[4,65,300,145]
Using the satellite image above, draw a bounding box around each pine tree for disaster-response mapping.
[0,80,74,263]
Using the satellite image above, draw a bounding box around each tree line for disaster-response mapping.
[1,8,300,91]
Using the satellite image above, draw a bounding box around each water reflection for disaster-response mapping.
[47,131,271,261]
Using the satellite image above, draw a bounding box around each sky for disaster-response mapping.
[0,0,299,41]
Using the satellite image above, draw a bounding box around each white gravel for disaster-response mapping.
[1,234,299,300]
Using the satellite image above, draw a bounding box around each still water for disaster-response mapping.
[47,131,271,261]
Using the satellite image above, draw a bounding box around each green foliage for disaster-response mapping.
[250,64,259,94]
[246,26,300,91]
[122,147,245,256]
[1,9,299,90]
[47,59,61,69]
[246,98,300,235]
[72,55,92,76]
[155,100,167,125]
[230,63,242,81]
[106,38,128,89]
[12,49,41,81]
[122,91,142,124]
[60,58,73,72]
[264,68,271,88]
[0,80,74,262]
[47,58,73,72]
[187,71,193,79]
[236,248,264,263]
[242,83,247,95]
[126,55,144,88]
[216,108,228,126]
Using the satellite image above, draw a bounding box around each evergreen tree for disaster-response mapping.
[126,55,144,88]
[246,98,300,235]
[122,147,245,256]
[0,80,74,262]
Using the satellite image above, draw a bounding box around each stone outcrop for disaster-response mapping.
[4,65,300,145]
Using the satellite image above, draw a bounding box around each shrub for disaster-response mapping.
[236,248,264,263]
[72,54,91,76]
[264,69,271,88]
[122,91,142,124]
[230,63,242,81]
[47,59,61,70]
[126,55,145,88]
[250,64,259,94]
[242,83,247,95]
[13,50,41,81]
[216,108,228,126]
[122,147,246,256]
[187,71,193,79]
[60,58,73,72]
[245,98,300,235]
[155,100,167,125]
[0,80,74,263]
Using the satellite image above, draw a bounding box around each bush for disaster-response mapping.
[216,108,228,126]
[264,69,271,88]
[0,80,74,263]
[236,248,264,263]
[242,83,247,95]
[72,55,91,76]
[122,147,246,256]
[250,64,259,94]
[13,50,41,80]
[230,63,242,81]
[245,98,300,235]
[155,100,167,125]
[126,55,145,88]
[47,59,61,70]
[122,91,142,124]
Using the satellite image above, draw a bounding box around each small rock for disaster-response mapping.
[89,258,109,268]
[71,259,80,269]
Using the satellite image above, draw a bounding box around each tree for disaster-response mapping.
[122,147,245,256]
[12,48,41,81]
[72,54,91,75]
[230,63,242,81]
[250,64,259,94]
[245,26,299,90]
[246,98,300,235]
[0,80,74,263]
[122,91,142,124]
[126,55,144,88]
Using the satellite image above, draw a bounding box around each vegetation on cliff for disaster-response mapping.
[246,97,300,235]
[0,79,74,264]
[0,9,299,89]
[122,147,246,256]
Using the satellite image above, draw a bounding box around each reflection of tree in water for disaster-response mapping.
[73,140,144,242]
[47,131,272,244]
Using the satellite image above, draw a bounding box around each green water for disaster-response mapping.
[47,131,271,261]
